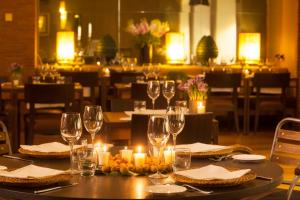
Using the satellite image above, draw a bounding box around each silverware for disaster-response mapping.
[2,155,33,163]
[34,183,78,194]
[256,176,273,181]
[181,184,213,194]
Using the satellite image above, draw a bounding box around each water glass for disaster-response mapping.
[173,148,191,172]
[134,100,146,112]
[175,100,188,113]
[32,76,41,84]
[77,148,96,176]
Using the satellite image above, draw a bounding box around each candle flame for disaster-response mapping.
[124,146,128,150]
[167,146,172,151]
[137,146,142,153]
[103,145,107,152]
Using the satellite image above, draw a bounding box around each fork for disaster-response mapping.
[181,184,213,194]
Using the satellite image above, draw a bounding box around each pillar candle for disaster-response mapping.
[134,146,146,168]
[120,146,133,163]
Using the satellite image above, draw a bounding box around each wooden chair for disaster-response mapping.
[0,120,11,155]
[60,71,99,104]
[110,98,134,112]
[205,72,242,132]
[269,118,300,200]
[252,72,290,132]
[131,112,217,146]
[24,83,75,144]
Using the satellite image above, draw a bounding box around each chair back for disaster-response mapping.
[0,120,11,155]
[110,98,134,112]
[110,70,143,85]
[205,72,242,88]
[60,71,99,103]
[252,72,290,88]
[24,83,75,111]
[131,112,215,146]
[270,118,300,166]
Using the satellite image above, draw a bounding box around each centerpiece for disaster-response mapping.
[126,18,170,64]
[178,75,208,113]
[10,63,23,86]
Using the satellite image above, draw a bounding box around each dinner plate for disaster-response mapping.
[145,184,187,194]
[232,154,266,162]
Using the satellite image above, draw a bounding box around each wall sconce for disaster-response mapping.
[166,32,185,64]
[238,33,261,64]
[59,1,67,29]
[56,31,75,64]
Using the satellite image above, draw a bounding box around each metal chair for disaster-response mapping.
[269,117,300,200]
[0,120,11,155]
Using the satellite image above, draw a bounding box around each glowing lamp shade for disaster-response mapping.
[56,31,75,63]
[238,33,261,64]
[166,32,185,64]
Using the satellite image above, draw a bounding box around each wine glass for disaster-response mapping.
[166,106,185,148]
[83,105,103,148]
[162,80,175,107]
[152,64,160,80]
[60,112,82,173]
[142,63,152,80]
[147,80,160,110]
[147,115,170,179]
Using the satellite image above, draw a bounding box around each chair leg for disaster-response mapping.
[234,109,240,133]
[254,108,260,133]
[287,175,299,200]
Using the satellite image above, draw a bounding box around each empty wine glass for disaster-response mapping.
[162,80,175,107]
[166,106,185,148]
[147,115,170,179]
[83,105,103,148]
[60,112,82,173]
[152,64,160,80]
[147,80,160,110]
[143,63,152,80]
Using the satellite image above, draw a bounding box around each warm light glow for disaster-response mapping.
[137,146,142,153]
[197,101,205,113]
[124,146,128,150]
[38,16,44,31]
[166,32,185,64]
[56,31,75,63]
[59,1,67,29]
[238,33,261,64]
[103,145,107,152]
[88,22,92,39]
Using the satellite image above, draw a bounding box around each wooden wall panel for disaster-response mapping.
[0,0,37,77]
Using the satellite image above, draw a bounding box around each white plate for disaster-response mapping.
[232,154,266,162]
[145,184,187,194]
[0,166,7,170]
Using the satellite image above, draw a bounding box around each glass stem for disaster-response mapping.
[173,134,177,149]
[69,141,75,174]
[152,100,155,110]
[157,146,162,175]
[91,133,95,149]
[167,99,170,108]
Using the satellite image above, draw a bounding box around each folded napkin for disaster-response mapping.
[20,142,81,153]
[124,109,166,116]
[176,142,229,153]
[0,165,67,179]
[175,165,251,180]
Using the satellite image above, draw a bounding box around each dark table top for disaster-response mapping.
[0,155,283,200]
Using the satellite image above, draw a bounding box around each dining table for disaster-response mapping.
[0,153,283,200]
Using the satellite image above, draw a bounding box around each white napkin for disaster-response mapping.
[0,165,67,179]
[176,142,229,153]
[175,165,251,180]
[20,142,81,153]
[124,109,166,117]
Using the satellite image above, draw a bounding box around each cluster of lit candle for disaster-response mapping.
[94,143,175,167]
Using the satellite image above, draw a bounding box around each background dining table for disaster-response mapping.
[0,153,283,200]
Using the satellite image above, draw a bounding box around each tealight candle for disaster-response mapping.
[197,101,205,113]
[164,146,174,165]
[134,146,146,168]
[120,146,133,163]
[97,144,110,166]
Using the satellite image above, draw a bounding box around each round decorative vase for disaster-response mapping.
[139,44,153,65]
[189,100,206,114]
